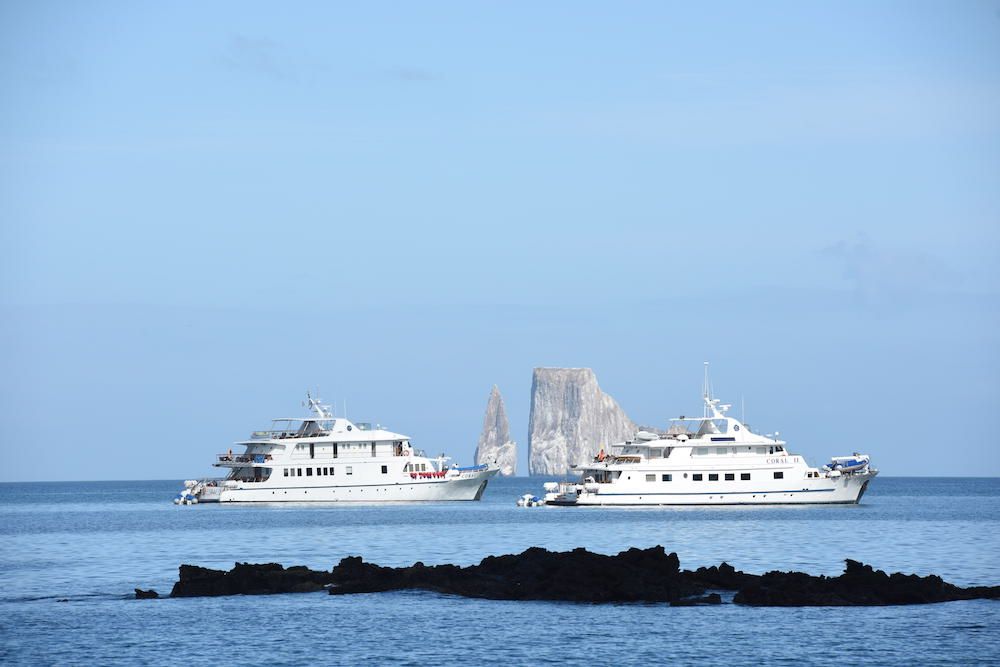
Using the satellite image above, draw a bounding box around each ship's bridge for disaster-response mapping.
[665,413,773,444]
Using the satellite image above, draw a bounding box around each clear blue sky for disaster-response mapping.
[2,1,998,480]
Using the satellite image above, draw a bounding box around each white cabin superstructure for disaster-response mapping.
[177,395,498,504]
[543,367,877,506]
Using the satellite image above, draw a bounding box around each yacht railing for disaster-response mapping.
[216,454,274,465]
[251,430,328,440]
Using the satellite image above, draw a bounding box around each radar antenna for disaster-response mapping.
[305,390,333,419]
[703,361,711,417]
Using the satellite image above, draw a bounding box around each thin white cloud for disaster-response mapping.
[820,233,969,303]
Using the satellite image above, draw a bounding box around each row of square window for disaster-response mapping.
[646,472,784,482]
[283,465,392,477]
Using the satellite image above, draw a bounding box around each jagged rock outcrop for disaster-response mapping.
[148,550,1000,605]
[169,562,335,597]
[528,368,635,475]
[733,559,1000,606]
[329,546,703,602]
[474,385,517,476]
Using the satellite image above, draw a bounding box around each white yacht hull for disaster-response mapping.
[210,470,496,503]
[550,472,876,506]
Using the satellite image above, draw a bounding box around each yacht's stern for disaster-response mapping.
[173,479,223,505]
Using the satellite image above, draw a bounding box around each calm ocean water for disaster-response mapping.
[1,476,998,666]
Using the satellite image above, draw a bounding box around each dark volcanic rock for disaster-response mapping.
[152,549,1000,606]
[330,546,705,602]
[134,588,159,599]
[733,559,1000,606]
[169,562,334,598]
[683,562,754,590]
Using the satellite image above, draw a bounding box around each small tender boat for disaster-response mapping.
[826,455,871,474]
[516,493,543,507]
[515,482,562,507]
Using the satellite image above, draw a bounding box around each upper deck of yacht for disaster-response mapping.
[244,417,406,442]
[574,372,790,471]
[235,394,409,444]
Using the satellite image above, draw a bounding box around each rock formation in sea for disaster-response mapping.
[169,562,334,597]
[474,385,517,476]
[528,368,636,475]
[147,548,1000,605]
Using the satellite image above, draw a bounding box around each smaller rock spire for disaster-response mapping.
[474,385,517,476]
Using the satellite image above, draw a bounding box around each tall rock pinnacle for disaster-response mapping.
[474,385,517,476]
[528,368,635,475]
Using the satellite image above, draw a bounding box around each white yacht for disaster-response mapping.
[541,368,877,506]
[176,395,498,504]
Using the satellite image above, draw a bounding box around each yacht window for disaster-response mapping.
[755,447,766,454]
[741,473,750,481]
[692,474,703,481]
[696,447,708,456]
[776,446,785,452]
[297,468,302,476]
[662,474,672,482]
[708,473,719,481]
[645,474,655,482]
[346,466,353,475]
[725,473,735,481]
[322,467,328,475]
[716,448,727,455]
[309,442,315,459]
[381,465,388,474]
[306,468,313,476]
[283,468,289,477]
[774,471,783,479]
[421,463,426,472]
